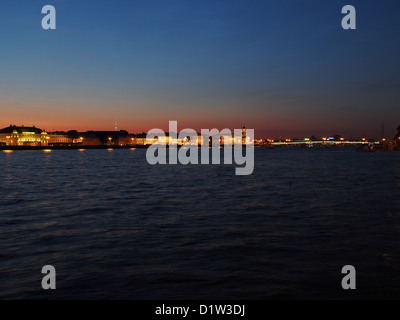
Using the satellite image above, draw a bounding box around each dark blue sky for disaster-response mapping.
[0,0,399,138]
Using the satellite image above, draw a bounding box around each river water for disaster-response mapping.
[0,147,399,299]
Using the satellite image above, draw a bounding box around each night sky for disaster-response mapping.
[0,0,399,138]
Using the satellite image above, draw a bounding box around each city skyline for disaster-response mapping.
[1,122,398,141]
[1,1,400,138]
[2,0,400,302]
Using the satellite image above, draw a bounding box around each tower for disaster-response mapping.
[242,125,246,145]
[115,119,118,132]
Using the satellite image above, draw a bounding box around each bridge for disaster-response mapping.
[270,140,372,146]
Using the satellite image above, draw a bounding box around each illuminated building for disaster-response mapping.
[47,133,97,146]
[220,127,252,146]
[144,133,201,146]
[0,125,49,146]
[135,137,147,146]
[48,134,72,145]
[80,137,101,146]
[395,125,400,148]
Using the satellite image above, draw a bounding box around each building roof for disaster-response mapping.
[0,125,44,134]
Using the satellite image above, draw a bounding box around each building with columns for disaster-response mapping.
[0,125,49,146]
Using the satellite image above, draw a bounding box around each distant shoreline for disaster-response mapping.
[1,144,396,152]
[0,145,149,151]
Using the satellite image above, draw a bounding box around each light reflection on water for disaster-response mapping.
[0,148,399,299]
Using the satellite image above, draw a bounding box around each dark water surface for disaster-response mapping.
[1,147,399,299]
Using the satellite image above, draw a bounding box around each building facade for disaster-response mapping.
[0,125,49,146]
[395,125,400,148]
[48,134,72,145]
